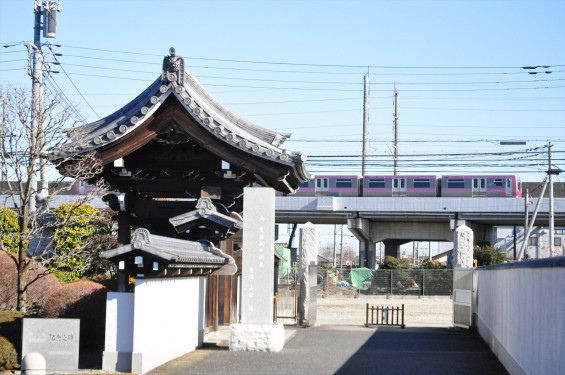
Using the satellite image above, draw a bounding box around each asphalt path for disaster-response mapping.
[148,325,508,375]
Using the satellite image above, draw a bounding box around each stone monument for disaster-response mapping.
[230,187,285,352]
[298,222,318,326]
[453,224,474,268]
[21,318,80,372]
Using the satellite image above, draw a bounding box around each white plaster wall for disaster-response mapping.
[132,277,206,374]
[476,266,565,375]
[104,292,135,352]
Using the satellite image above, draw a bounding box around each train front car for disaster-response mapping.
[440,175,522,197]
[362,175,438,197]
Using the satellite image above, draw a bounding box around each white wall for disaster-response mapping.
[103,292,135,373]
[103,277,206,374]
[475,258,565,375]
[131,277,206,374]
[104,292,135,352]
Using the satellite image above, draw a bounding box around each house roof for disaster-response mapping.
[51,48,310,194]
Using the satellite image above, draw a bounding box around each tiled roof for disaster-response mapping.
[101,228,237,275]
[52,48,309,179]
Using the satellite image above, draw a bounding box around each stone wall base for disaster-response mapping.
[102,351,132,373]
[229,323,285,352]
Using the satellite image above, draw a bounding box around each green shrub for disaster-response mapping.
[421,259,444,269]
[0,206,20,253]
[0,336,18,370]
[474,245,506,266]
[380,256,411,269]
[51,203,111,283]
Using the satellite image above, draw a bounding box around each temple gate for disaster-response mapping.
[51,48,309,372]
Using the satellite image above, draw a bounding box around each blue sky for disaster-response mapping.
[1,0,564,251]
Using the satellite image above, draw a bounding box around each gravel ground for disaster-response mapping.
[316,295,453,327]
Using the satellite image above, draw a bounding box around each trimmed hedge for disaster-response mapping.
[41,280,107,352]
[0,251,61,312]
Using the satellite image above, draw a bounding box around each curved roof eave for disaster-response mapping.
[100,228,236,269]
[50,49,311,187]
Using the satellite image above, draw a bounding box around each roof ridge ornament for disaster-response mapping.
[132,228,151,249]
[162,47,184,86]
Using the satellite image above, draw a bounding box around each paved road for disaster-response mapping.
[148,325,508,375]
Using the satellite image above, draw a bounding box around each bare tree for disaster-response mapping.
[0,85,109,313]
[340,245,358,266]
[319,241,335,260]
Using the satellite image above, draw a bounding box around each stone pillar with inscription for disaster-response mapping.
[453,224,474,268]
[230,187,285,352]
[298,222,318,326]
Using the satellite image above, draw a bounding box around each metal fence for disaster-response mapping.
[324,268,453,296]
[366,269,453,296]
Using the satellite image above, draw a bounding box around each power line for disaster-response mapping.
[46,44,100,118]
[54,44,565,70]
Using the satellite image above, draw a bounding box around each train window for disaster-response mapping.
[413,179,430,188]
[494,179,504,187]
[473,179,486,189]
[299,181,310,188]
[335,179,353,188]
[447,178,465,188]
[316,178,328,189]
[506,179,511,188]
[368,178,385,188]
[393,178,406,189]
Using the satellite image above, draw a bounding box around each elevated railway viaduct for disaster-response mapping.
[275,196,565,268]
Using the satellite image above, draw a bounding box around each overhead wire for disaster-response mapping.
[4,42,563,179]
[46,43,101,118]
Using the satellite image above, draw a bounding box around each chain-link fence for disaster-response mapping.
[320,268,453,296]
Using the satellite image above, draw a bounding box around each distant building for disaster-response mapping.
[495,226,565,259]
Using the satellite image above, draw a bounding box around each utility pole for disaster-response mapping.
[524,188,529,257]
[333,224,337,267]
[339,225,344,275]
[362,74,369,176]
[393,88,399,175]
[547,142,560,257]
[29,0,60,211]
[1,96,6,182]
[518,179,549,260]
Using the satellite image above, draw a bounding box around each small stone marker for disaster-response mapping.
[453,224,474,268]
[22,318,80,372]
[21,352,46,375]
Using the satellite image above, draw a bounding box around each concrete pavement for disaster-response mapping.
[147,324,508,375]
